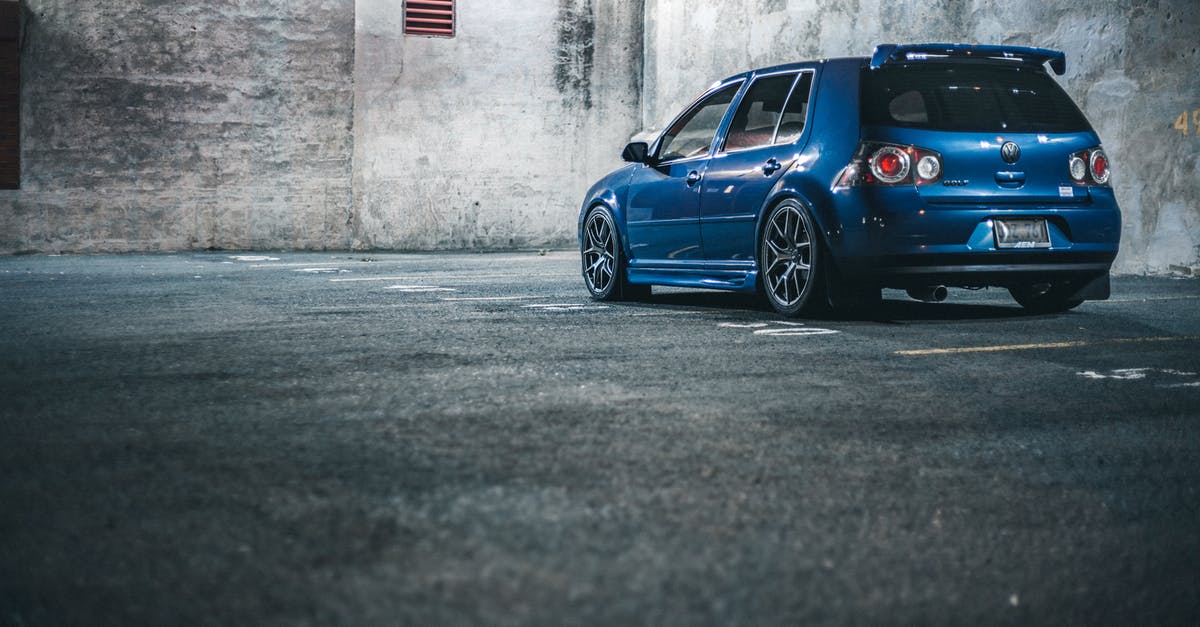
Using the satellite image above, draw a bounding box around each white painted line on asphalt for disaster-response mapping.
[252,261,345,268]
[331,273,573,282]
[385,285,457,292]
[1077,368,1154,380]
[719,320,839,336]
[753,327,839,336]
[295,268,348,274]
[630,310,714,317]
[1100,295,1200,303]
[523,303,608,312]
[440,295,557,302]
[1076,368,1200,388]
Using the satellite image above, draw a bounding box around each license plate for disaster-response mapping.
[994,218,1050,249]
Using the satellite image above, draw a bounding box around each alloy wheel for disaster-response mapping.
[762,203,813,308]
[582,211,617,296]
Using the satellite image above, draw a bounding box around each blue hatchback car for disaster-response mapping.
[578,43,1120,315]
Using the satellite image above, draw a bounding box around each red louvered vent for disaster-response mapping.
[404,0,455,37]
[0,1,18,189]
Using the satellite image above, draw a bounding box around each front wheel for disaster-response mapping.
[582,208,647,300]
[760,200,825,317]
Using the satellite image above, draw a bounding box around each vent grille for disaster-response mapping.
[404,0,454,37]
[0,1,17,189]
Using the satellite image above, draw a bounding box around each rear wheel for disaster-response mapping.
[760,200,824,317]
[582,207,647,300]
[1009,282,1084,313]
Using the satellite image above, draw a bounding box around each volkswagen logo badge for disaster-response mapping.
[1001,141,1021,164]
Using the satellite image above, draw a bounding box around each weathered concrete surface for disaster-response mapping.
[351,0,644,250]
[0,1,1195,274]
[642,0,1200,275]
[0,0,356,253]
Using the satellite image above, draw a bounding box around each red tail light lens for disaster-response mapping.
[834,142,942,189]
[1069,147,1110,186]
[870,146,909,183]
[1090,150,1110,185]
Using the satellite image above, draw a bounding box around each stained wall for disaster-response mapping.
[643,0,1200,274]
[351,0,644,250]
[0,0,1195,276]
[0,0,356,253]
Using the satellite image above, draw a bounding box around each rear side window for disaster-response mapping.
[724,72,813,151]
[775,73,813,144]
[724,73,795,151]
[861,64,1091,133]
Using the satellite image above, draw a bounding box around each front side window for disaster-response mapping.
[657,82,740,162]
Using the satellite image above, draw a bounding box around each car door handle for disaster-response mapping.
[762,159,782,175]
[686,170,702,186]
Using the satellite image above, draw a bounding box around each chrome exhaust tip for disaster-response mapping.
[906,285,948,303]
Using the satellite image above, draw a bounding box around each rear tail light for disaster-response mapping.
[916,155,941,181]
[869,146,909,183]
[1089,150,1110,185]
[834,142,942,189]
[1069,155,1087,182]
[1069,147,1110,186]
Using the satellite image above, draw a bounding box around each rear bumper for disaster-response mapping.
[824,191,1120,291]
[839,250,1115,289]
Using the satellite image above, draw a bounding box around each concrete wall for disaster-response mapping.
[0,0,356,253]
[643,0,1200,274]
[1,0,1195,275]
[352,0,644,250]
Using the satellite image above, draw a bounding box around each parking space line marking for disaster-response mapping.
[1100,295,1200,303]
[896,335,1199,356]
[385,285,457,292]
[439,295,557,302]
[331,273,573,282]
[251,261,348,268]
[631,310,722,316]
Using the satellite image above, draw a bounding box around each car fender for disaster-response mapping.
[751,166,839,261]
[577,165,636,248]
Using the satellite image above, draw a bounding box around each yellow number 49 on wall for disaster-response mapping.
[1174,110,1200,135]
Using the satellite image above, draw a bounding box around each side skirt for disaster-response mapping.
[626,266,760,293]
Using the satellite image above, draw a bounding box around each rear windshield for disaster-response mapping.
[860,63,1091,133]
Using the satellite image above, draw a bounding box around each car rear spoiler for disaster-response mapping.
[869,43,1067,75]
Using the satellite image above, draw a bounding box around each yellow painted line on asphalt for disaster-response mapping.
[896,335,1200,356]
[330,273,574,282]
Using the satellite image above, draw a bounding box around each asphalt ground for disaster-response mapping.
[0,251,1197,626]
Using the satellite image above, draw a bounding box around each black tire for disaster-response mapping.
[1009,282,1084,313]
[581,207,646,301]
[759,199,825,317]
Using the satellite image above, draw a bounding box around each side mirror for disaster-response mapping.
[621,141,650,163]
